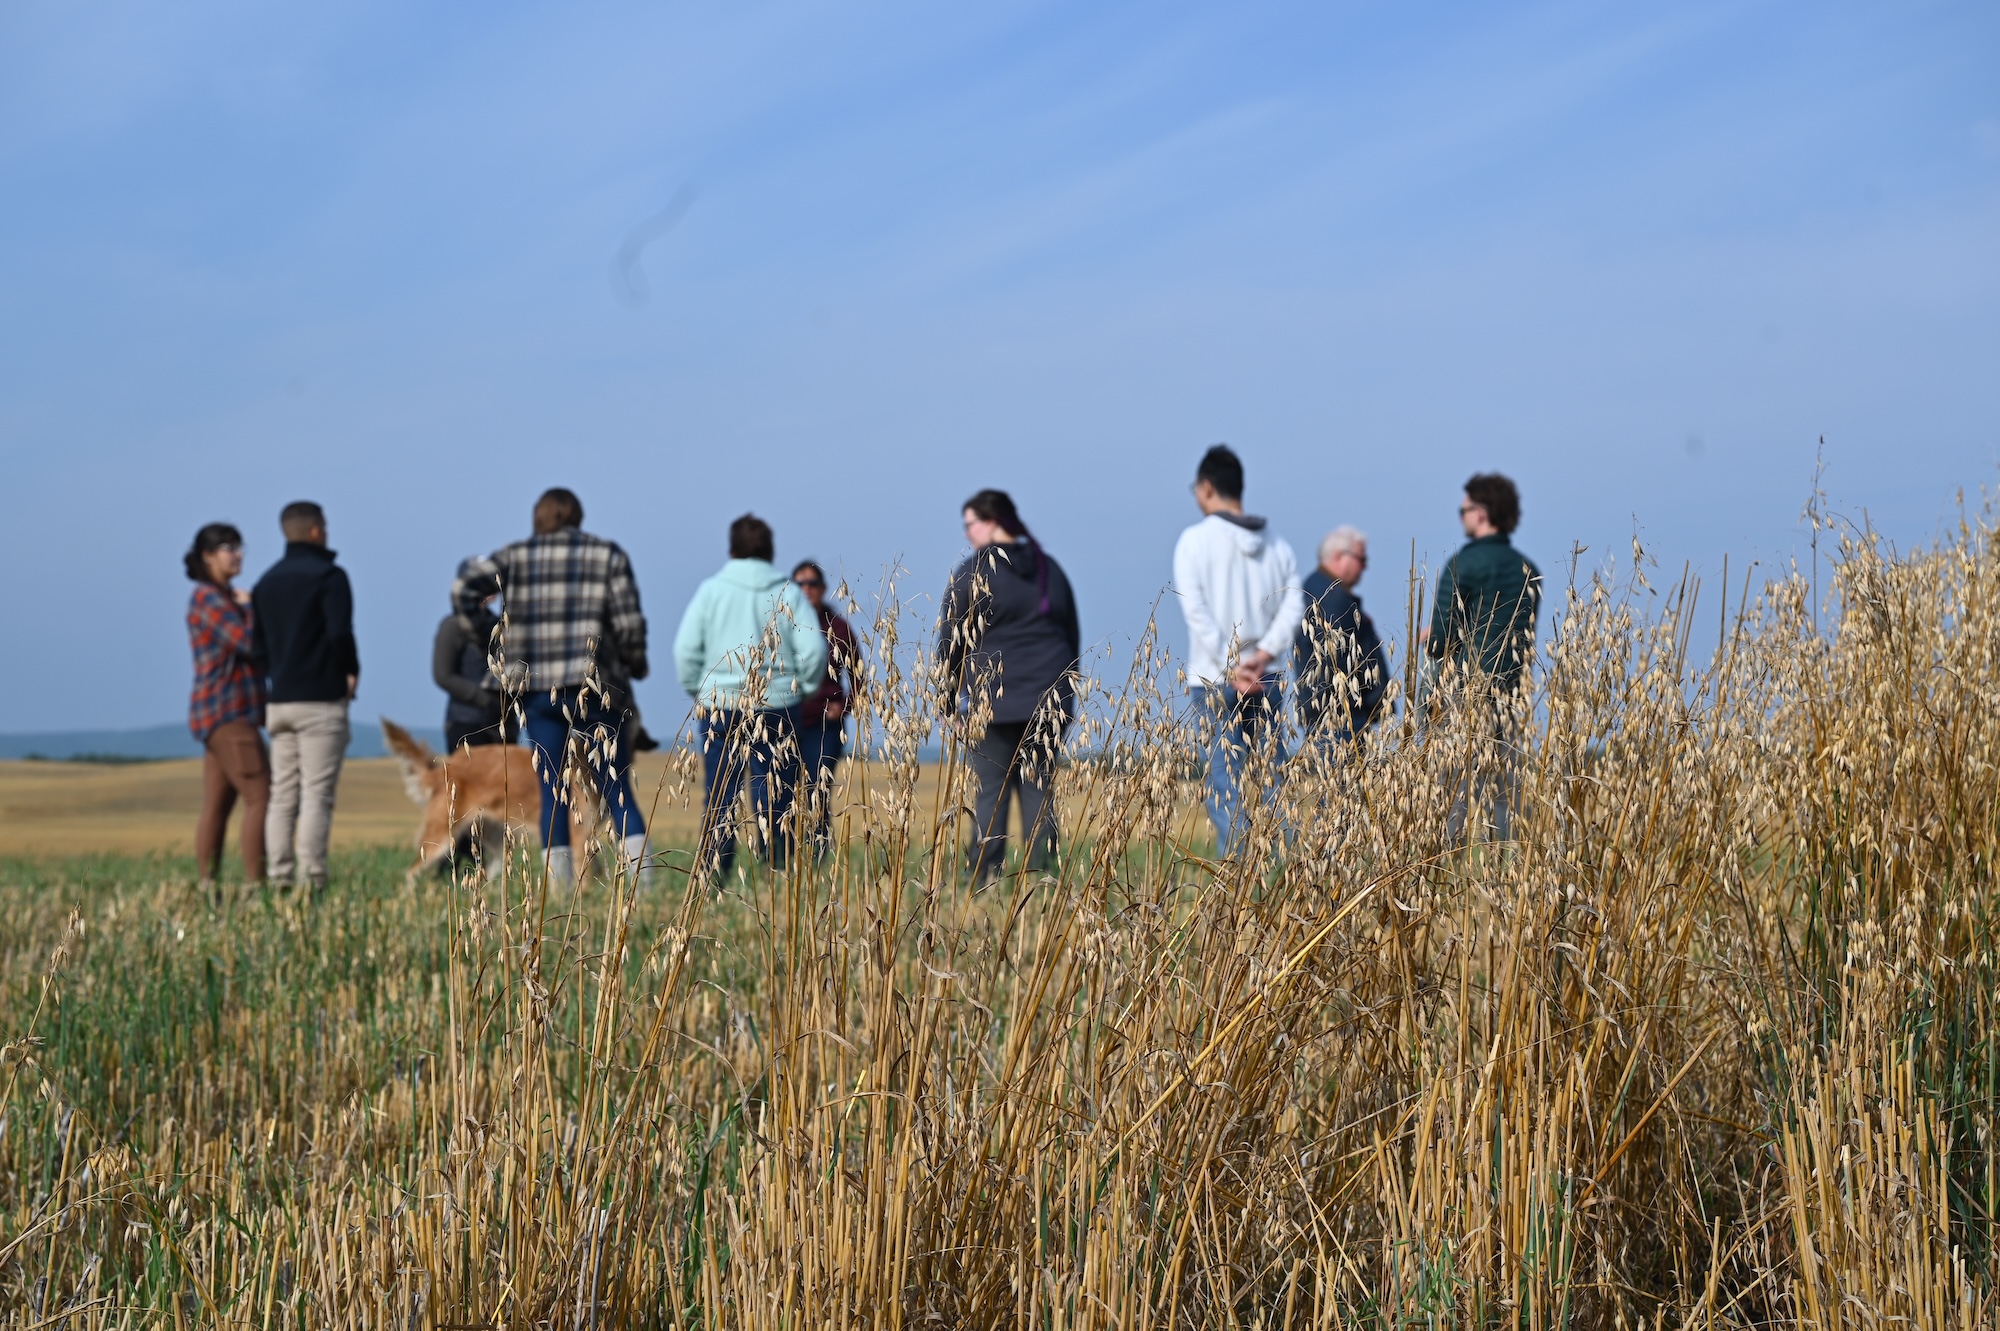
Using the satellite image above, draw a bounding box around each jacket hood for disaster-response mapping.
[716,558,788,591]
[986,542,1040,579]
[1210,511,1267,556]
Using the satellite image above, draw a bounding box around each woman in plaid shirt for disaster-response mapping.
[185,522,269,888]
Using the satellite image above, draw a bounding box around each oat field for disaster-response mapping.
[4,510,1998,1328]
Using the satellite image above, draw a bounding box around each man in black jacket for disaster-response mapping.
[252,501,359,889]
[1294,526,1388,745]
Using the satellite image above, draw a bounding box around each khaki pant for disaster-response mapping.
[266,701,349,885]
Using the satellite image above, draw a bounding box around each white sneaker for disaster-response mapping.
[543,844,574,887]
[620,833,656,890]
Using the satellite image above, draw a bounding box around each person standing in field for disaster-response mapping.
[1172,445,1304,854]
[1294,526,1389,746]
[185,522,269,890]
[675,514,828,881]
[433,559,513,753]
[791,560,862,848]
[938,489,1081,884]
[454,487,652,888]
[1420,472,1542,838]
[252,501,359,892]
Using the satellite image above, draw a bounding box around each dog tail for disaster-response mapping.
[380,718,440,807]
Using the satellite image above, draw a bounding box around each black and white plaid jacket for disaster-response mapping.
[452,529,647,693]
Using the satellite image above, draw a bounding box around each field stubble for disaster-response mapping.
[3,512,1999,1328]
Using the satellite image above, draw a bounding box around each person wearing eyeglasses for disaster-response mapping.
[937,489,1080,885]
[1294,526,1388,746]
[790,560,861,847]
[1421,474,1541,692]
[1420,472,1542,840]
[184,522,268,891]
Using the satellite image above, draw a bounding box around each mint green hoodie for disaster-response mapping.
[673,559,829,710]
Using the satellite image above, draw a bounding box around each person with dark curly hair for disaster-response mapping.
[184,522,268,889]
[1421,472,1542,841]
[1422,473,1542,690]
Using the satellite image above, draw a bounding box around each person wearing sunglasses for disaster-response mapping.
[790,560,861,847]
[1294,525,1388,747]
[184,522,268,891]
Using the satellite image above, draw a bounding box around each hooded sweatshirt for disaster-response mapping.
[1172,513,1305,688]
[674,559,829,710]
[937,540,1081,726]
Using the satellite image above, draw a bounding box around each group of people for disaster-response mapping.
[936,445,1541,868]
[181,448,1540,889]
[1172,446,1541,852]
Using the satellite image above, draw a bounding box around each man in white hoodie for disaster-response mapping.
[1173,445,1305,853]
[674,514,829,880]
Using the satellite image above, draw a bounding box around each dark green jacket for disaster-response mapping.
[1426,535,1542,689]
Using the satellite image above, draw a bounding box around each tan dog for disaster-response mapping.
[380,718,596,881]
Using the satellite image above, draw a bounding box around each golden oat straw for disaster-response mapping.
[3,502,1999,1328]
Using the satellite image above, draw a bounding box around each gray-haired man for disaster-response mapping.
[1293,526,1388,744]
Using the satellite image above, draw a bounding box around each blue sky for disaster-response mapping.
[1,1,1996,735]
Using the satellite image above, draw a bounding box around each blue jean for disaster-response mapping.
[1194,679,1287,856]
[698,705,804,877]
[797,714,846,845]
[1299,707,1359,755]
[523,688,645,848]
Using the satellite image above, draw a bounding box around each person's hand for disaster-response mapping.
[1418,626,1432,645]
[346,674,359,700]
[1231,648,1273,694]
[826,699,846,721]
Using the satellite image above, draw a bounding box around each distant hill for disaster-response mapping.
[0,721,445,761]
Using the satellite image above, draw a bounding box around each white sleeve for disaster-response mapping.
[1257,538,1306,661]
[1173,530,1222,667]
